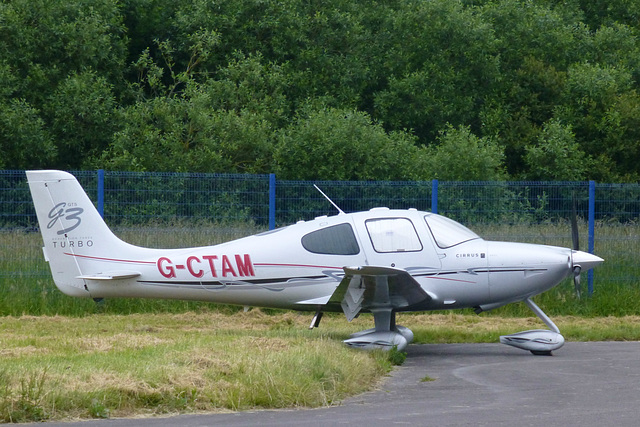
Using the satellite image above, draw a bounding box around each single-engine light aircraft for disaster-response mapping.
[27,170,603,355]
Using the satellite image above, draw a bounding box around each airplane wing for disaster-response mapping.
[327,266,432,321]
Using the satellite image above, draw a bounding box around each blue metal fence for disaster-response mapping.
[2,170,639,295]
[4,170,639,228]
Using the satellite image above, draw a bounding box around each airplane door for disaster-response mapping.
[352,214,442,273]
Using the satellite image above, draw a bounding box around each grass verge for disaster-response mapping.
[0,310,392,422]
[3,310,640,422]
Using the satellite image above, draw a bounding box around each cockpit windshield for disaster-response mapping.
[424,214,480,248]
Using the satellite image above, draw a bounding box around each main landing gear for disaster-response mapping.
[342,309,414,351]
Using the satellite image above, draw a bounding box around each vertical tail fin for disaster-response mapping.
[27,170,133,297]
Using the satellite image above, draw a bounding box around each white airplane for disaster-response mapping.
[27,170,603,355]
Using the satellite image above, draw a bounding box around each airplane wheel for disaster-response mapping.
[530,350,553,356]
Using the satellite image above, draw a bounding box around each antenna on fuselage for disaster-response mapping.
[314,184,345,215]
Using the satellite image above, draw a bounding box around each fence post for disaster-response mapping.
[269,173,276,230]
[97,169,105,218]
[588,180,596,295]
[431,179,438,214]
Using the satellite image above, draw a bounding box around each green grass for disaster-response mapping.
[0,311,394,422]
[2,311,640,422]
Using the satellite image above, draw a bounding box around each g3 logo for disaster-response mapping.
[47,202,84,235]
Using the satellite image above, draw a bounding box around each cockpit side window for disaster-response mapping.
[424,214,480,248]
[365,218,423,253]
[301,223,360,255]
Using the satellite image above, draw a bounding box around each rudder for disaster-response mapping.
[27,170,130,297]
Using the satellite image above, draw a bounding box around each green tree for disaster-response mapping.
[555,62,635,181]
[0,99,56,169]
[0,0,127,104]
[168,0,381,108]
[97,86,276,173]
[0,0,127,169]
[1,0,640,182]
[44,71,117,169]
[524,119,588,181]
[423,125,506,181]
[191,53,293,129]
[373,0,500,143]
[273,107,423,181]
[573,0,640,31]
[478,0,590,177]
[594,91,640,181]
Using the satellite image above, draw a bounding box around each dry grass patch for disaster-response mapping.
[0,311,388,422]
[2,311,640,422]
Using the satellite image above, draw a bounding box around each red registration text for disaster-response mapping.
[157,254,255,279]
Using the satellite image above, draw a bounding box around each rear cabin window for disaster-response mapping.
[301,223,360,255]
[365,218,422,253]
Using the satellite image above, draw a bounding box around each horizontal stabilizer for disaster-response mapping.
[77,271,141,281]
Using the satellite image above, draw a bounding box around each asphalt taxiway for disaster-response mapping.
[31,342,640,426]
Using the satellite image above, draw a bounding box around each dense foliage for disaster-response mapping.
[2,0,640,181]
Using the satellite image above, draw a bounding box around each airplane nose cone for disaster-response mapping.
[572,250,604,271]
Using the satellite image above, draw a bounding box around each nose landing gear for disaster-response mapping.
[500,298,565,355]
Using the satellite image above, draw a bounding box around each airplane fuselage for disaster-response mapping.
[54,208,575,313]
